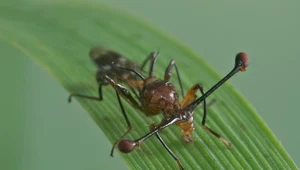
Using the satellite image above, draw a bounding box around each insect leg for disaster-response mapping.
[164,59,184,97]
[102,75,144,156]
[155,132,184,170]
[140,52,156,71]
[181,84,216,108]
[198,85,232,148]
[148,51,159,77]
[205,98,217,108]
[110,88,133,157]
[104,75,142,111]
[68,83,103,103]
[181,84,202,107]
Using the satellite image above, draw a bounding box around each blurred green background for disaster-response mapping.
[1,0,299,169]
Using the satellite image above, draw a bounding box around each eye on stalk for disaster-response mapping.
[188,52,249,110]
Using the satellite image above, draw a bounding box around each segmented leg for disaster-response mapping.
[198,84,232,148]
[164,60,184,98]
[110,89,132,157]
[104,75,142,111]
[148,51,159,77]
[140,51,156,71]
[155,132,184,170]
[181,84,216,108]
[68,83,103,103]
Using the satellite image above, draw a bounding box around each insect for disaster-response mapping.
[115,52,248,170]
[68,46,184,157]
[69,47,248,170]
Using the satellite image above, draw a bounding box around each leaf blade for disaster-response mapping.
[0,2,297,170]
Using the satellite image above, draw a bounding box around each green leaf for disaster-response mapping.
[1,1,297,170]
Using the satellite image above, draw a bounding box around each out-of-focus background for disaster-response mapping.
[1,0,299,169]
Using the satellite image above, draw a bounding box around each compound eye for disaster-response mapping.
[118,140,137,153]
[235,52,249,71]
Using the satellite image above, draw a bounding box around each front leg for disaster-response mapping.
[68,83,103,103]
[197,84,232,148]
[101,75,145,156]
[183,84,231,147]
[110,89,133,157]
[164,59,184,97]
[104,75,143,112]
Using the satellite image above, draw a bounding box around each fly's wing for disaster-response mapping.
[89,46,123,68]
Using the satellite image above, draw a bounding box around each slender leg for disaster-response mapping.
[104,75,143,112]
[140,52,156,71]
[112,65,145,80]
[164,60,185,98]
[181,84,201,107]
[181,84,216,108]
[144,51,185,97]
[68,83,103,103]
[205,98,217,108]
[198,85,232,148]
[148,51,159,77]
[154,132,184,170]
[111,89,133,157]
[110,65,145,98]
